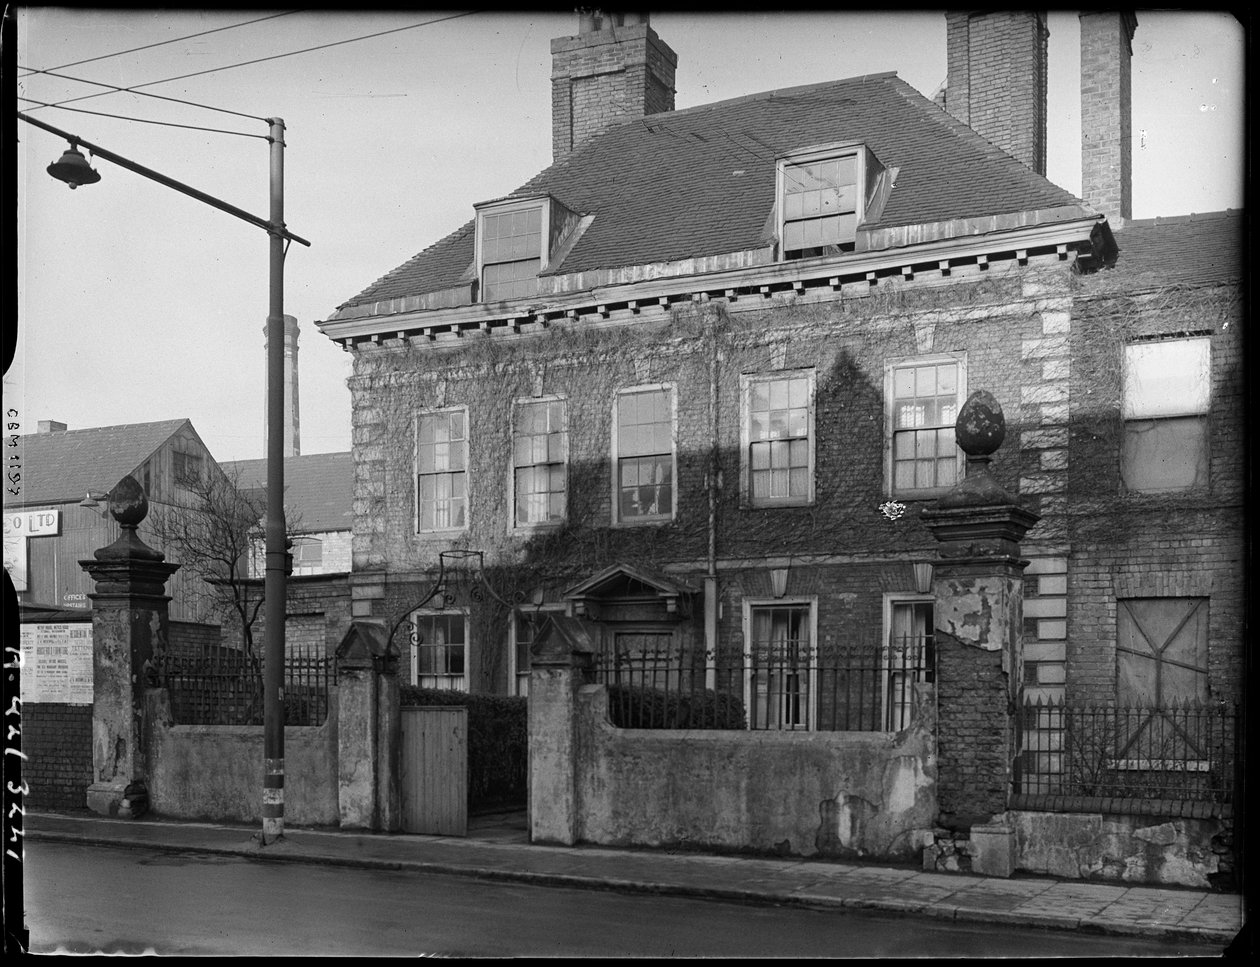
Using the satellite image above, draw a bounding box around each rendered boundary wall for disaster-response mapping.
[561,682,937,861]
[1009,808,1232,889]
[143,687,340,826]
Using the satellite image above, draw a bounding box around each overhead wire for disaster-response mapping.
[19,64,270,123]
[16,96,269,140]
[22,10,482,119]
[16,10,305,77]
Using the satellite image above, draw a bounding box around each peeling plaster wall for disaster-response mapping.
[144,689,339,826]
[1009,809,1228,888]
[570,684,937,860]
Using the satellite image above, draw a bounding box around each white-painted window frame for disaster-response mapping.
[881,592,935,733]
[510,394,569,531]
[884,352,967,499]
[742,597,819,731]
[775,141,866,260]
[415,405,470,535]
[739,368,816,508]
[611,382,678,526]
[474,195,552,303]
[409,607,470,692]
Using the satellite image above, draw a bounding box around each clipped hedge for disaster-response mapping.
[399,687,527,809]
[606,683,746,730]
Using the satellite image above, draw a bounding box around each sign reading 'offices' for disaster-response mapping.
[19,622,92,704]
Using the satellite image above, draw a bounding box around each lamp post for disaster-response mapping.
[20,110,310,843]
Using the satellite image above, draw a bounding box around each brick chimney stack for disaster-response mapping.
[1080,11,1138,227]
[263,314,301,457]
[551,10,677,161]
[943,11,1049,175]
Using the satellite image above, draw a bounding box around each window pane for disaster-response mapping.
[889,434,908,463]
[1121,417,1209,492]
[1123,338,1211,419]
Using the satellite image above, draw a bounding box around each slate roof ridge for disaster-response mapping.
[18,417,189,442]
[222,450,353,476]
[1117,208,1243,231]
[638,70,902,123]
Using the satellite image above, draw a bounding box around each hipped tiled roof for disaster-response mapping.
[222,452,353,534]
[11,419,191,507]
[341,73,1089,310]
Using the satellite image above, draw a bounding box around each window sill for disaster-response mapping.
[890,490,952,502]
[613,515,675,528]
[512,520,566,534]
[743,498,814,510]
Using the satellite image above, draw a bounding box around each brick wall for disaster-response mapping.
[1066,279,1244,706]
[1079,12,1136,222]
[169,620,222,660]
[23,703,91,810]
[550,23,677,159]
[223,572,351,659]
[935,634,1012,823]
[944,11,1048,174]
[349,263,1081,694]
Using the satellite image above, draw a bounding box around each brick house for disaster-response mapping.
[315,9,1242,822]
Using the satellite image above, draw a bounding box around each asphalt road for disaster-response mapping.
[19,842,1223,957]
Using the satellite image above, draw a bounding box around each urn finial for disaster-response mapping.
[938,390,1017,508]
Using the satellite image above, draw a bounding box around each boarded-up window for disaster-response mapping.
[1115,597,1210,765]
[1117,597,1209,705]
[1121,338,1210,492]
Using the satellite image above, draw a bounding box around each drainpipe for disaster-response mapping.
[705,309,720,690]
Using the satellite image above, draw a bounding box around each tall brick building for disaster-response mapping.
[317,10,1242,787]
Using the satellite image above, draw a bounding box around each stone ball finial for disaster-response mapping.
[108,475,149,527]
[955,390,1006,457]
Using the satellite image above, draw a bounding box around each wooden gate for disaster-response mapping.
[400,706,468,836]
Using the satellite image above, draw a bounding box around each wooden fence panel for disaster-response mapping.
[400,706,467,836]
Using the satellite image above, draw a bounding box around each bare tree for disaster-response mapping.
[146,465,299,660]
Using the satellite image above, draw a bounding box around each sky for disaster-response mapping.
[9,8,1246,465]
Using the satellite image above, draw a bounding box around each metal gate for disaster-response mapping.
[400,706,468,836]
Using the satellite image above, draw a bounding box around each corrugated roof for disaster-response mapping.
[222,452,353,534]
[1108,210,1244,287]
[341,73,1088,309]
[10,419,191,507]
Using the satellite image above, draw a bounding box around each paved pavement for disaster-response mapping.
[26,809,1245,949]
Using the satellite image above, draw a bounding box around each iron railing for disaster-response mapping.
[162,648,336,726]
[591,637,934,732]
[1015,697,1238,805]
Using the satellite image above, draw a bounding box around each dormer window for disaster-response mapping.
[481,205,543,302]
[474,195,582,304]
[777,143,885,261]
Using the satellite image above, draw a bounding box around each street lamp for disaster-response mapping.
[20,109,310,844]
